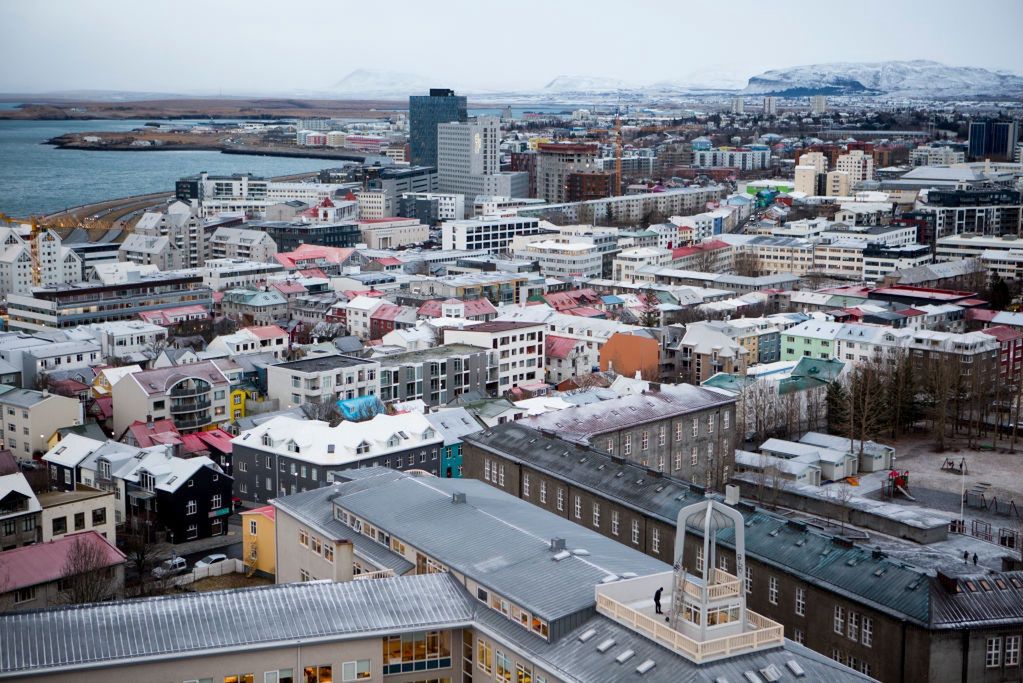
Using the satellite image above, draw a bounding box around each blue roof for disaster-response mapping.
[336,395,386,421]
[601,295,624,305]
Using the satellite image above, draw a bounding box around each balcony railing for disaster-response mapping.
[353,568,396,581]
[174,414,213,430]
[596,594,784,664]
[170,384,210,398]
[681,568,742,602]
[170,398,212,414]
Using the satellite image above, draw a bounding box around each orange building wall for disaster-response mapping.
[599,333,660,381]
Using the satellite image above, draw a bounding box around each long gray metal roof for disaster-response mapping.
[288,469,669,622]
[475,609,872,683]
[466,423,935,625]
[0,573,474,678]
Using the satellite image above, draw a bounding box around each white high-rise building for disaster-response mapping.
[438,116,521,198]
[730,97,745,114]
[810,95,827,114]
[836,149,874,184]
[797,151,828,174]
[794,165,820,196]
[763,96,778,115]
[0,225,83,297]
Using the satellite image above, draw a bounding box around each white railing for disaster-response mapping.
[595,594,784,664]
[353,568,396,581]
[169,558,246,587]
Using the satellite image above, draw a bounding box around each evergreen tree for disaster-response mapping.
[640,289,661,328]
[826,380,849,435]
[989,274,1012,311]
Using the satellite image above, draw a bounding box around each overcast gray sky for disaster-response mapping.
[2,0,1021,95]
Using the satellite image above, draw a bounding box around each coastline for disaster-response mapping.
[43,135,376,162]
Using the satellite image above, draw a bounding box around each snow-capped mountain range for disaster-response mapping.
[325,61,1023,101]
[741,60,1023,98]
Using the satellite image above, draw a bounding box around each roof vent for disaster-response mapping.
[636,659,656,675]
[452,492,466,504]
[571,548,590,556]
[615,649,635,664]
[550,537,566,552]
[601,574,619,583]
[785,660,806,677]
[759,664,782,682]
[596,638,616,653]
[742,672,763,683]
[578,628,597,642]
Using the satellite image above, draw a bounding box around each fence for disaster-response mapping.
[170,558,246,587]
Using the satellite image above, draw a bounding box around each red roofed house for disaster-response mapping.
[364,256,405,272]
[369,303,418,340]
[545,334,589,384]
[417,298,497,322]
[0,531,125,611]
[543,289,602,312]
[670,239,731,271]
[275,244,360,275]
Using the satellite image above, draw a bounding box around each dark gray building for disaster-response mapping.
[463,422,1023,683]
[522,383,737,488]
[409,89,467,168]
[231,412,444,502]
[376,344,491,406]
[367,165,438,199]
[247,220,362,251]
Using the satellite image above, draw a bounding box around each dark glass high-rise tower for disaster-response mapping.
[409,88,467,168]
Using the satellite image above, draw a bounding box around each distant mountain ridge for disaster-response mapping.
[741,60,1023,98]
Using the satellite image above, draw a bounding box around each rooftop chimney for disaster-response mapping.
[452,492,466,504]
[550,537,566,552]
[146,414,155,429]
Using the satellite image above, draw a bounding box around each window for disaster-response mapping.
[495,651,512,683]
[592,502,600,527]
[300,569,310,582]
[696,545,704,574]
[987,637,1002,668]
[324,545,334,562]
[744,565,752,594]
[539,480,546,503]
[302,665,331,683]
[674,451,682,471]
[652,527,660,554]
[658,425,665,446]
[516,663,532,683]
[340,660,370,681]
[211,494,222,509]
[723,412,730,430]
[224,675,254,683]
[631,519,640,545]
[691,447,698,466]
[861,616,873,647]
[768,576,778,604]
[623,434,632,456]
[611,510,620,536]
[707,442,714,462]
[264,671,293,683]
[834,606,845,635]
[383,630,451,675]
[793,628,805,645]
[249,520,257,535]
[718,555,728,572]
[556,488,564,512]
[186,500,197,515]
[13,587,34,604]
[847,612,859,641]
[74,512,85,531]
[1006,635,1021,667]
[299,529,308,546]
[708,414,714,433]
[573,495,581,519]
[675,423,682,441]
[52,516,67,536]
[523,474,530,497]
[186,524,198,540]
[477,640,492,674]
[640,431,648,451]
[691,417,698,437]
[795,587,805,616]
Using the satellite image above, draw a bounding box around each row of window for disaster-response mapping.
[473,583,549,640]
[476,639,544,683]
[49,507,106,536]
[987,634,1022,668]
[297,528,334,563]
[833,606,874,647]
[829,649,872,677]
[183,660,369,683]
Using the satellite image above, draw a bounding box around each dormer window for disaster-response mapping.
[262,433,273,447]
[98,460,111,479]
[287,441,299,453]
[423,428,435,439]
[356,441,370,455]
[139,471,155,493]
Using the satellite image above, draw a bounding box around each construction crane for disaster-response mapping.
[614,109,623,196]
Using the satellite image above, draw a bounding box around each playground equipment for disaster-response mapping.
[963,482,1020,518]
[881,469,915,501]
[940,458,968,475]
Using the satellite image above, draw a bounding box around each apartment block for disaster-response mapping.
[443,321,545,391]
[266,354,380,407]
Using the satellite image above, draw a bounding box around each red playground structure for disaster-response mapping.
[881,469,915,501]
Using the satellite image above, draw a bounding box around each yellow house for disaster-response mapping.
[229,388,247,420]
[92,365,142,398]
[240,505,276,578]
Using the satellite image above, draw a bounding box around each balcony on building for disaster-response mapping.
[595,569,783,664]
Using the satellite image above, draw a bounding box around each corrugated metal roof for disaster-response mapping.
[0,574,473,677]
[467,423,934,625]
[524,384,734,445]
[930,572,1023,629]
[283,469,668,622]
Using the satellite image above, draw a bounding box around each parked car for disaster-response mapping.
[194,553,228,569]
[152,556,188,579]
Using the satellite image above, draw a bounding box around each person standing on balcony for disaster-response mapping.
[654,587,664,615]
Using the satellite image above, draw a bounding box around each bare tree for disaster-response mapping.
[123,529,170,594]
[302,400,345,426]
[213,316,239,337]
[691,248,720,274]
[57,535,118,605]
[142,336,169,364]
[733,251,762,277]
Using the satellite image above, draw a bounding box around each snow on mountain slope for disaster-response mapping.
[742,60,1023,98]
[542,75,633,93]
[332,69,437,97]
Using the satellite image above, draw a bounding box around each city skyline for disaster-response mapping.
[2,0,1022,95]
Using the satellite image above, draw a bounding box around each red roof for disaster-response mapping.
[271,282,307,295]
[247,325,288,340]
[195,428,235,454]
[240,505,276,521]
[543,289,601,312]
[342,289,386,300]
[320,197,335,208]
[0,532,124,592]
[275,245,356,270]
[564,306,605,318]
[417,298,496,319]
[967,309,998,322]
[545,334,578,360]
[370,303,404,322]
[91,397,113,419]
[980,325,1023,342]
[125,418,179,447]
[298,268,329,279]
[374,257,403,266]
